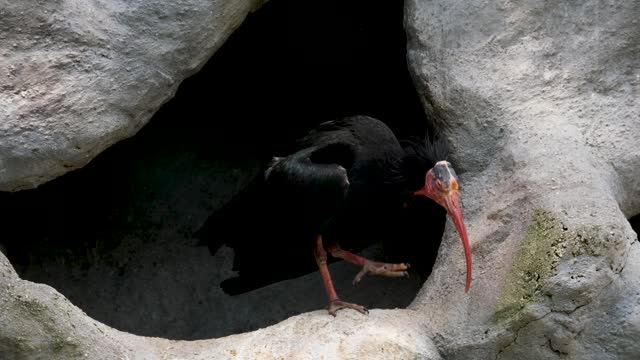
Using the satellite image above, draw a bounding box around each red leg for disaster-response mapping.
[327,243,410,284]
[314,235,368,316]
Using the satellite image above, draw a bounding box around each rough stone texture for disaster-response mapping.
[405,0,639,359]
[2,0,640,359]
[148,309,441,360]
[0,0,264,191]
[1,243,440,359]
[0,252,152,360]
[2,250,438,359]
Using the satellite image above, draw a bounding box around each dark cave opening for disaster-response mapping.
[0,0,444,340]
[630,214,640,241]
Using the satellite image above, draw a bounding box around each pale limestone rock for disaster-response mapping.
[405,0,639,359]
[0,0,263,191]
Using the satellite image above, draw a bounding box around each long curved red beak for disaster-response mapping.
[414,163,472,292]
[442,189,472,292]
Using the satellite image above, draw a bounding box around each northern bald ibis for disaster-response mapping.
[194,115,471,315]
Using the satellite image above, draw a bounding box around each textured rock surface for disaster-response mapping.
[1,251,440,360]
[405,0,639,359]
[0,0,263,191]
[149,309,441,360]
[0,253,147,359]
[2,243,438,359]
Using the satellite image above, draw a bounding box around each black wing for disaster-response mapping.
[193,141,356,295]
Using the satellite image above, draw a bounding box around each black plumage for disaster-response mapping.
[194,116,451,298]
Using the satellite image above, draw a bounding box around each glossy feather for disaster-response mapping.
[194,115,448,294]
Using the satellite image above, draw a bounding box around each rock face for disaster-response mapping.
[405,0,640,359]
[0,254,150,360]
[1,0,639,359]
[0,0,263,191]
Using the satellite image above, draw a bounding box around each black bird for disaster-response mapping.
[194,115,471,315]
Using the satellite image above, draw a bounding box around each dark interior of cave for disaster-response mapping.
[630,214,640,241]
[0,0,447,340]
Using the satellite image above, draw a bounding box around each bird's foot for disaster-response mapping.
[327,244,410,285]
[353,260,410,284]
[327,299,369,316]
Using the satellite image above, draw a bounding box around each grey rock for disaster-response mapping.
[1,246,441,359]
[0,0,263,191]
[0,253,146,360]
[405,0,640,359]
[152,309,443,360]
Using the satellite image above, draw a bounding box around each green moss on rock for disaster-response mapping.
[492,209,566,322]
[491,208,621,323]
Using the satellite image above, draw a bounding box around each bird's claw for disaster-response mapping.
[353,261,410,284]
[327,299,369,316]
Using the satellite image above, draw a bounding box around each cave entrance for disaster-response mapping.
[630,214,640,242]
[0,0,443,340]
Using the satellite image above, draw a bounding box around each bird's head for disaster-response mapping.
[401,137,472,293]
